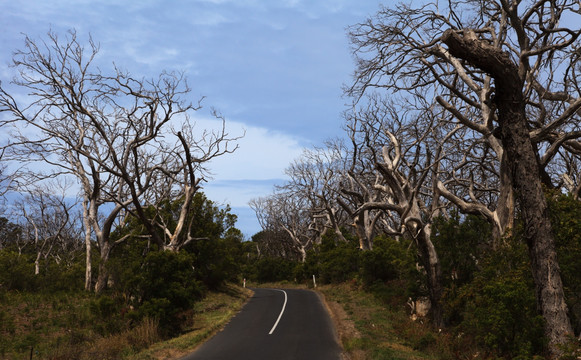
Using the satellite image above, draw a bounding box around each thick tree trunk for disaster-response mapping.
[442,29,573,357]
[498,84,573,358]
[355,214,372,250]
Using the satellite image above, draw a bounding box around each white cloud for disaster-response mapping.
[193,116,305,181]
[187,114,304,210]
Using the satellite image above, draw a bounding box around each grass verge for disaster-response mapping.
[126,284,253,360]
[319,282,452,360]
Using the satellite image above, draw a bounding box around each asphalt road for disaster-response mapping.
[179,288,341,360]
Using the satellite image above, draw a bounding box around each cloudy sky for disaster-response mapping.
[1,0,384,237]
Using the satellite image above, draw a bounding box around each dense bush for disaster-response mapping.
[185,235,244,289]
[433,213,548,358]
[0,251,37,291]
[317,234,360,284]
[121,250,205,334]
[250,256,296,283]
[433,213,491,289]
[548,193,581,336]
[452,240,546,358]
[359,235,417,287]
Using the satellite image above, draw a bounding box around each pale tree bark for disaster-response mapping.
[250,192,314,262]
[15,182,78,276]
[82,195,92,290]
[0,30,239,291]
[282,143,350,245]
[348,101,446,327]
[341,106,395,250]
[156,124,239,252]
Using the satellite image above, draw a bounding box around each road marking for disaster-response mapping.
[268,289,287,335]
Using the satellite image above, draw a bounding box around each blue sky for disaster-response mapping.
[1,0,383,237]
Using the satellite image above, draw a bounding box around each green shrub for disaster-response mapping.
[548,192,581,336]
[433,213,491,289]
[0,251,37,291]
[318,235,360,284]
[186,237,243,289]
[251,257,296,283]
[454,241,546,358]
[115,250,205,335]
[294,248,321,285]
[359,236,416,287]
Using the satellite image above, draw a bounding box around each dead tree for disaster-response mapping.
[348,1,580,354]
[282,143,351,245]
[348,97,446,327]
[250,191,314,262]
[0,30,239,292]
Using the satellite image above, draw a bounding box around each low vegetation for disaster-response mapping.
[247,194,581,359]
[1,195,580,360]
[0,282,250,360]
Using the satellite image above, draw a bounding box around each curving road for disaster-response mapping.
[179,288,341,360]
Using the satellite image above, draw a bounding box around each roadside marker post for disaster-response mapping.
[313,274,317,288]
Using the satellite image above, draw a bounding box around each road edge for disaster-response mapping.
[316,289,360,360]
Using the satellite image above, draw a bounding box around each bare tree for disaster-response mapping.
[250,191,314,262]
[283,144,351,245]
[0,30,239,292]
[348,1,580,354]
[346,96,446,327]
[15,181,79,275]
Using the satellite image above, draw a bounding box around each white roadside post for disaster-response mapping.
[313,274,317,288]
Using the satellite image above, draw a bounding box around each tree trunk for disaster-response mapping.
[94,242,111,293]
[492,151,514,244]
[355,214,372,250]
[416,224,444,328]
[82,197,93,291]
[442,29,573,357]
[85,232,92,291]
[499,86,573,358]
[35,252,41,275]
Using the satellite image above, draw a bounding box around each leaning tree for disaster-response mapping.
[348,1,580,355]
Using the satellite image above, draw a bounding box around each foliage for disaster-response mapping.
[359,235,417,288]
[317,233,361,284]
[445,232,546,358]
[433,213,491,289]
[547,193,581,337]
[185,235,244,290]
[118,249,204,335]
[0,217,22,249]
[0,251,37,291]
[250,257,296,283]
[106,192,246,335]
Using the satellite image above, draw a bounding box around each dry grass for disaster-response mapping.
[319,283,447,360]
[48,317,160,360]
[0,284,252,360]
[126,284,253,360]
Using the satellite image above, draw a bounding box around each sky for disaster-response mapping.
[0,0,384,238]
